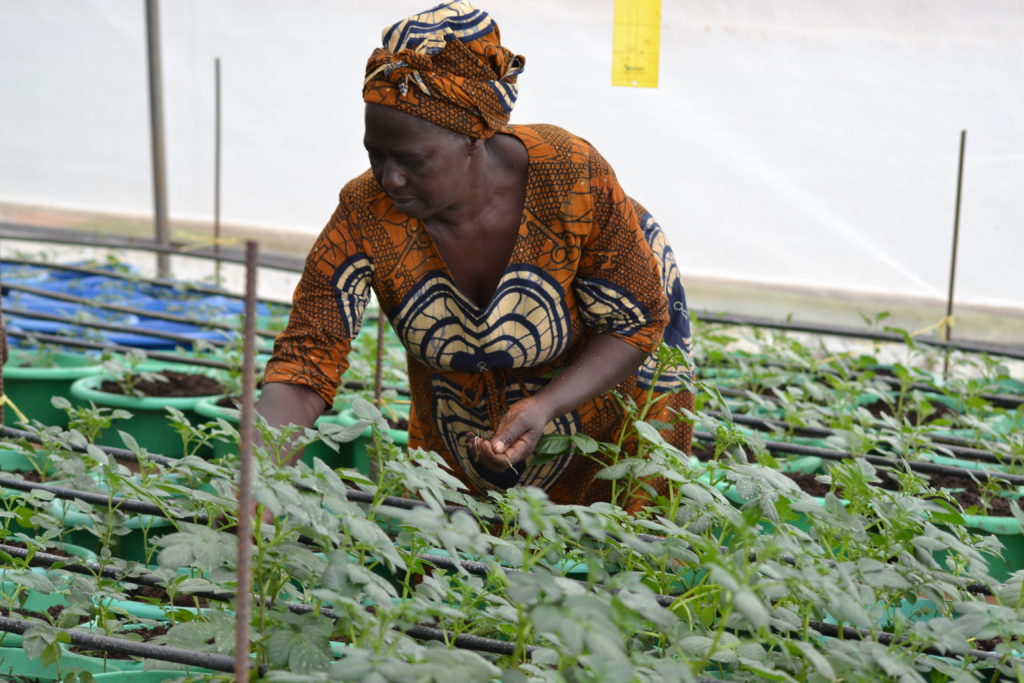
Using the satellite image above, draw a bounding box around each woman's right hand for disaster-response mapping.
[470,395,552,473]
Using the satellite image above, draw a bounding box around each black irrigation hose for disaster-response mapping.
[0,543,526,659]
[694,311,1024,361]
[3,544,1003,668]
[693,429,1024,486]
[790,620,1008,663]
[6,329,232,370]
[2,426,178,467]
[702,409,1015,466]
[2,282,278,339]
[3,330,412,396]
[1,257,292,310]
[0,615,245,673]
[6,230,1023,363]
[2,423,1004,596]
[0,222,306,273]
[698,357,1024,410]
[0,474,211,526]
[3,306,240,349]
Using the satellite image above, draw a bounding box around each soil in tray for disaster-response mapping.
[99,371,223,398]
[125,583,211,608]
[1,604,88,627]
[2,539,73,558]
[861,398,959,424]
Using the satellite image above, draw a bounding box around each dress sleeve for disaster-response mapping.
[262,195,373,407]
[570,147,668,355]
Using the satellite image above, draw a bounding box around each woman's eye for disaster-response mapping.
[399,155,425,170]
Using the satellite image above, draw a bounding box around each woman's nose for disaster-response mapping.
[378,161,407,192]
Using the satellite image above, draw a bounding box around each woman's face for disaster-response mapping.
[363,103,477,220]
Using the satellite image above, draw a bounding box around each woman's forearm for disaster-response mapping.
[256,382,328,430]
[532,334,648,422]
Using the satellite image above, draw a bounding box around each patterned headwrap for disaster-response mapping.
[363,1,525,139]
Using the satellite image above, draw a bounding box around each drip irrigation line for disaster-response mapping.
[698,357,1024,410]
[3,543,1000,667]
[5,228,1022,362]
[2,425,176,467]
[0,614,247,673]
[1,470,998,603]
[2,282,277,339]
[0,543,232,602]
[694,310,1024,361]
[702,409,1014,466]
[789,620,1006,663]
[3,306,240,349]
[1,257,291,310]
[0,222,306,272]
[6,329,233,370]
[0,474,211,526]
[0,542,527,659]
[693,429,1024,486]
[0,424,1002,599]
[4,329,411,396]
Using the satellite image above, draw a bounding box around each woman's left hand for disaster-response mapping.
[470,396,551,472]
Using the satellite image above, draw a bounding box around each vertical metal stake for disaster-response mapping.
[145,0,171,279]
[234,240,259,682]
[0,275,6,427]
[942,130,966,380]
[214,57,223,288]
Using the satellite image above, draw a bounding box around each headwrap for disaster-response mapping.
[363,1,526,139]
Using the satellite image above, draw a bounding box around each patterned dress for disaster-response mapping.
[264,123,694,510]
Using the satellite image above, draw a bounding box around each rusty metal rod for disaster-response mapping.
[943,130,967,380]
[233,241,258,680]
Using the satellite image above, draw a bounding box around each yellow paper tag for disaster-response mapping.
[612,0,662,88]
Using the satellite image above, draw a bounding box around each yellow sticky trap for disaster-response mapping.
[612,0,661,88]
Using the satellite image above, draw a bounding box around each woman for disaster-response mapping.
[259,1,693,511]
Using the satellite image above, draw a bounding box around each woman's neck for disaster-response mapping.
[428,131,528,233]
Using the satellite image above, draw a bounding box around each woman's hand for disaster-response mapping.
[470,395,552,472]
[470,335,649,475]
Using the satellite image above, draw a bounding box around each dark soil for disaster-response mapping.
[8,469,45,483]
[973,634,1021,652]
[861,398,959,425]
[784,471,831,497]
[99,371,223,398]
[1,538,72,558]
[691,440,716,462]
[126,583,210,608]
[0,604,86,627]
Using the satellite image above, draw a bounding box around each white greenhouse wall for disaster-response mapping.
[0,0,1021,310]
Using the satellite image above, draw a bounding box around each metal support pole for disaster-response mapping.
[145,0,171,278]
[943,130,966,380]
[0,281,6,426]
[214,57,223,287]
[234,240,259,682]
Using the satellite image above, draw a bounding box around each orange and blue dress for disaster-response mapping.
[264,123,693,510]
